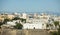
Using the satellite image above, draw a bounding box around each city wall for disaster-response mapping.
[0,29,51,35]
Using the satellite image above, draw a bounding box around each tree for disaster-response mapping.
[54,21,59,29]
[46,24,49,27]
[50,26,60,35]
[50,21,60,35]
[46,24,53,30]
[19,18,26,23]
[12,17,26,23]
[50,31,58,35]
[12,17,20,20]
[3,19,10,24]
[57,25,60,35]
[14,23,23,29]
[21,19,26,23]
[54,21,59,26]
[0,22,3,28]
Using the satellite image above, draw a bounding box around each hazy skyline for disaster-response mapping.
[0,0,60,14]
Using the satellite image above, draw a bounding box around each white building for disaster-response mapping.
[23,23,46,29]
[22,13,27,19]
[23,13,51,29]
[7,21,16,26]
[7,20,21,26]
[23,19,47,29]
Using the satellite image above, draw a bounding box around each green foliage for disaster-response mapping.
[14,23,23,29]
[3,19,10,24]
[54,21,59,26]
[20,18,26,23]
[57,25,60,35]
[21,19,26,23]
[12,17,26,23]
[0,22,4,28]
[49,24,53,26]
[50,27,60,35]
[50,31,58,35]
[51,21,60,35]
[12,17,20,20]
[0,22,3,26]
[46,24,49,27]
[46,24,53,29]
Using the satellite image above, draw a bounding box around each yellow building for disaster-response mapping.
[0,14,14,22]
[0,15,4,22]
[7,15,15,20]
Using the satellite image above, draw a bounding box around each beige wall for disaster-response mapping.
[0,15,4,22]
[0,29,51,35]
[0,15,14,22]
[7,15,14,20]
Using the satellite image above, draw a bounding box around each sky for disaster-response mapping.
[0,0,60,14]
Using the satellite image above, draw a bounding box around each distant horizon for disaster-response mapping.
[0,0,60,16]
[0,0,60,14]
[0,11,60,16]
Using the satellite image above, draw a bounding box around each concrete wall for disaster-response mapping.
[0,29,51,35]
